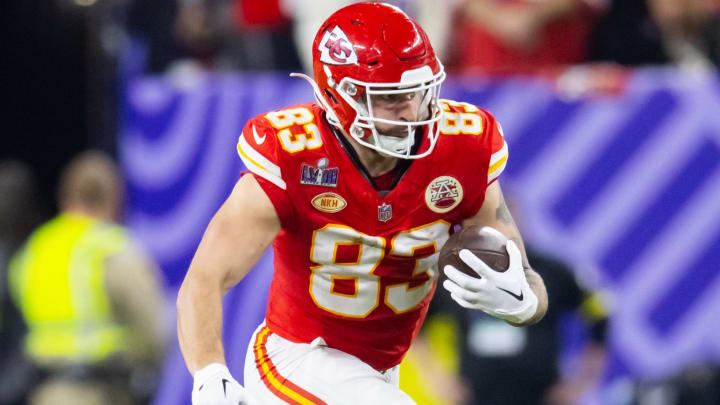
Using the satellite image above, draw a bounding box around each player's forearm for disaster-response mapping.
[177,273,227,375]
[176,176,281,375]
[499,204,549,326]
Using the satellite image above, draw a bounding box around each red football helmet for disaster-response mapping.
[292,2,445,159]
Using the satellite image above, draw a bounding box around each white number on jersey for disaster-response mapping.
[309,221,451,317]
[265,107,323,153]
[439,100,483,135]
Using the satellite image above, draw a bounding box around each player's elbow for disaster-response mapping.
[177,271,202,315]
[177,267,224,314]
[176,280,190,317]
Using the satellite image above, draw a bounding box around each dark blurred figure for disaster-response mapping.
[403,248,608,404]
[491,198,607,405]
[590,0,720,70]
[126,0,221,73]
[219,0,302,71]
[430,246,608,405]
[423,191,608,405]
[0,161,43,405]
[126,0,184,73]
[398,188,610,405]
[7,152,166,405]
[127,0,301,73]
[448,0,603,75]
[1,0,96,211]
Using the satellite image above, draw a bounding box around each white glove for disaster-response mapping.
[442,240,538,324]
[192,363,246,405]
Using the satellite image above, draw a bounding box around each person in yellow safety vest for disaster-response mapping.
[8,151,166,405]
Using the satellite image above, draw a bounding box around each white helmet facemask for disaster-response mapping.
[337,63,445,159]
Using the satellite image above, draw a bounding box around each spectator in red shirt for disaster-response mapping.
[449,0,602,75]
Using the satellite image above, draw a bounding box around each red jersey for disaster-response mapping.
[236,100,508,371]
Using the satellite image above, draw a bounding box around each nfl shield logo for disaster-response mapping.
[378,203,392,222]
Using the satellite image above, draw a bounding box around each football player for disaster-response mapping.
[177,3,548,404]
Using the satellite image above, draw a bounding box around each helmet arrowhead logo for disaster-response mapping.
[318,26,358,65]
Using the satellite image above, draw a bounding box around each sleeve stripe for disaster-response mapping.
[489,140,508,167]
[487,158,507,183]
[488,153,508,174]
[237,137,287,190]
[488,140,508,184]
[238,132,282,177]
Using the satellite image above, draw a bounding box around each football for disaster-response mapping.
[438,225,510,278]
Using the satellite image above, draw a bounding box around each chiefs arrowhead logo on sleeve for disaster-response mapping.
[318,26,358,65]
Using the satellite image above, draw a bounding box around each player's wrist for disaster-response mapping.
[193,362,231,390]
[191,362,246,405]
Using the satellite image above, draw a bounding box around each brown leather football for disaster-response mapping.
[438,225,510,278]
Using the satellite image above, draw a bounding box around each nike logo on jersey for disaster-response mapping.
[497,287,524,301]
[252,125,266,145]
[222,379,230,396]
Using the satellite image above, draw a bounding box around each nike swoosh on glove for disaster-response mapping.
[192,363,247,405]
[442,239,538,324]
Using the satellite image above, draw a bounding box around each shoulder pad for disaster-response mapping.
[236,104,327,190]
[438,99,508,184]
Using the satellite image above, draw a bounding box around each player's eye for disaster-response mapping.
[374,92,418,104]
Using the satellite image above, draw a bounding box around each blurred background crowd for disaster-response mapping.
[2,0,720,404]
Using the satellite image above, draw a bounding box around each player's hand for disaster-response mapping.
[442,240,538,324]
[192,363,246,405]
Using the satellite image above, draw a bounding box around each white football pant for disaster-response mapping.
[243,322,416,405]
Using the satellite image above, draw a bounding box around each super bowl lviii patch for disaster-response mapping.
[425,176,463,213]
[301,158,339,187]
